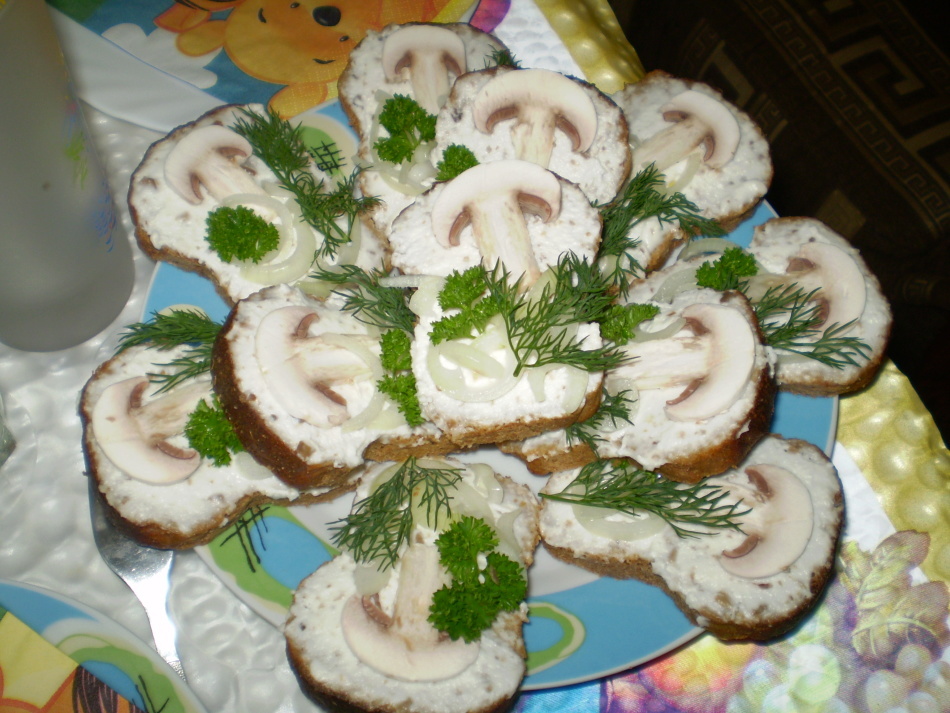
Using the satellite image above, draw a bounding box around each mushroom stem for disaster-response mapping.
[468,191,542,286]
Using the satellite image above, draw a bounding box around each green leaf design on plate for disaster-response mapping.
[526,601,585,674]
[208,504,337,609]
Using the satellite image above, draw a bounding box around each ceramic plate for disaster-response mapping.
[0,579,207,712]
[143,188,835,688]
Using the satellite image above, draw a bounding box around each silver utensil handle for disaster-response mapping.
[130,576,188,682]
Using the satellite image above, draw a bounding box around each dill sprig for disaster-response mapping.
[541,459,749,538]
[232,107,378,260]
[330,458,464,569]
[564,389,635,454]
[116,310,221,392]
[499,255,626,375]
[309,264,416,333]
[485,46,521,68]
[755,284,871,368]
[598,164,725,291]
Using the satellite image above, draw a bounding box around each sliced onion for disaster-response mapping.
[494,509,525,566]
[427,342,519,403]
[446,480,495,526]
[774,349,817,367]
[221,191,287,225]
[239,218,316,285]
[652,266,699,303]
[604,374,640,422]
[233,451,275,481]
[526,363,558,402]
[437,341,508,379]
[678,237,740,262]
[354,562,392,595]
[467,463,504,504]
[561,365,590,413]
[662,150,701,193]
[572,501,667,540]
[409,275,445,316]
[342,390,386,433]
[630,316,687,343]
[319,332,384,380]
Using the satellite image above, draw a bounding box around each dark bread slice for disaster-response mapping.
[211,284,456,490]
[611,70,773,276]
[285,461,540,713]
[540,436,843,641]
[80,342,353,549]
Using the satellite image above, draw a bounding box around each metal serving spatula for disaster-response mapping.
[88,478,187,681]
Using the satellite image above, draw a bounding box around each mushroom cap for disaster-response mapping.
[163,124,257,204]
[719,463,815,579]
[471,68,599,153]
[430,159,562,248]
[254,305,354,428]
[659,89,741,169]
[90,376,202,485]
[665,301,757,422]
[380,25,468,115]
[795,240,867,330]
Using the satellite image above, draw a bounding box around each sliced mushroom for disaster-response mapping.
[616,303,757,421]
[632,89,741,173]
[341,541,480,681]
[430,160,562,287]
[746,240,867,333]
[164,124,265,204]
[255,306,376,428]
[618,301,757,421]
[719,463,814,579]
[91,376,210,484]
[381,25,467,114]
[471,69,599,168]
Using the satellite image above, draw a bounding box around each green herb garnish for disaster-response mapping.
[232,107,378,260]
[598,164,725,291]
[598,302,661,344]
[541,459,749,538]
[695,247,871,368]
[431,257,625,375]
[435,144,478,181]
[330,458,463,569]
[428,516,526,642]
[564,388,635,454]
[374,94,437,164]
[485,47,521,68]
[377,329,424,427]
[754,284,871,368]
[694,246,758,291]
[184,395,244,466]
[116,309,221,392]
[309,264,416,333]
[205,205,280,263]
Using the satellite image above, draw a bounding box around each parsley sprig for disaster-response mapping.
[377,330,424,427]
[232,107,378,260]
[116,309,221,392]
[374,94,437,164]
[541,459,749,538]
[428,516,526,643]
[183,394,244,466]
[330,458,463,569]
